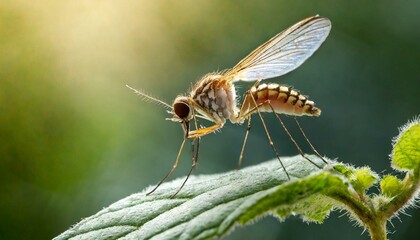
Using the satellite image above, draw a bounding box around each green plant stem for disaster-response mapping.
[366,217,387,240]
[383,171,419,218]
[329,167,420,240]
[327,185,388,240]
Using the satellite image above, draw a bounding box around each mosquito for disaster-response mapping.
[128,15,331,198]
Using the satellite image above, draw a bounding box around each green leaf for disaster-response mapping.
[391,117,420,172]
[350,167,378,193]
[380,175,403,198]
[55,156,345,240]
[332,164,354,177]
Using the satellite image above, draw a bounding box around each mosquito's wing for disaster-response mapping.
[225,16,331,82]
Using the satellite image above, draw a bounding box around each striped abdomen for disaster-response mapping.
[248,83,321,116]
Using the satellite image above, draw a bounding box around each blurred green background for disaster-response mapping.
[1,0,419,239]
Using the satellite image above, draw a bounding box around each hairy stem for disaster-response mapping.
[366,218,387,240]
[328,189,389,240]
[383,171,419,218]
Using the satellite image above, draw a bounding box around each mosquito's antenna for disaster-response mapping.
[126,85,172,110]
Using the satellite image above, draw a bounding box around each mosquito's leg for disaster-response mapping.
[293,116,328,164]
[238,79,262,113]
[191,103,200,133]
[194,137,200,164]
[266,104,323,169]
[146,138,187,195]
[188,123,223,138]
[189,106,201,178]
[170,159,195,198]
[238,116,252,169]
[235,98,261,123]
[191,137,200,164]
[249,96,291,180]
[170,137,200,198]
[253,79,263,87]
[170,107,201,198]
[189,106,202,166]
[188,136,199,168]
[235,83,265,169]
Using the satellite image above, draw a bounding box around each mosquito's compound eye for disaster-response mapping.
[174,102,190,119]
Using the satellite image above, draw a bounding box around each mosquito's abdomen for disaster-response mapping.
[250,83,321,116]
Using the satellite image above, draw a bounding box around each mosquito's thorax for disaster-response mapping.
[190,74,239,124]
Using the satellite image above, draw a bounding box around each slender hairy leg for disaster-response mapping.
[193,137,200,165]
[170,137,200,198]
[237,80,262,118]
[187,123,223,138]
[191,104,200,133]
[238,116,252,168]
[293,117,328,164]
[169,106,202,198]
[249,96,291,180]
[267,103,323,168]
[147,138,187,195]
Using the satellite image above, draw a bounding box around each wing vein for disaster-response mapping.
[224,16,331,82]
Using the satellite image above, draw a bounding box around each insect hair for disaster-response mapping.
[126,85,172,110]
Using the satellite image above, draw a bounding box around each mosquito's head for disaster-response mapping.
[171,96,193,137]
